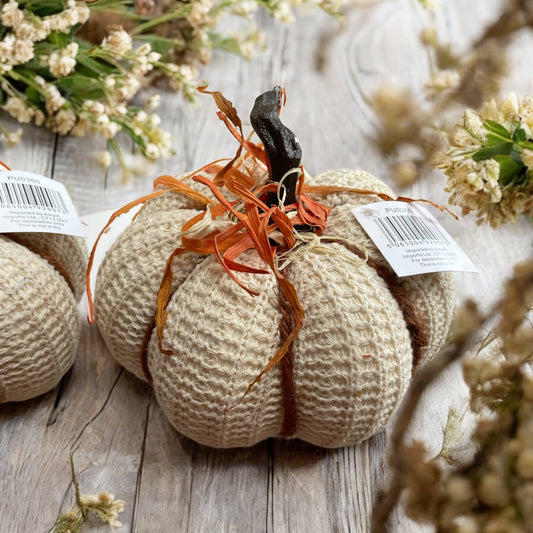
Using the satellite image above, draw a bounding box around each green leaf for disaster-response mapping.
[473,141,513,161]
[46,31,71,48]
[513,126,528,143]
[485,132,510,146]
[75,54,115,77]
[483,119,512,140]
[494,155,521,185]
[514,169,531,188]
[133,34,186,53]
[511,144,524,164]
[25,86,44,107]
[57,76,105,100]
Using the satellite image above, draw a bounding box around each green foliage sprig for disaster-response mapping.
[0,0,344,174]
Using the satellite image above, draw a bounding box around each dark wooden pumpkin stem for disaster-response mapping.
[250,87,302,206]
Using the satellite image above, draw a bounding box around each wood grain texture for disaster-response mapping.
[1,1,532,532]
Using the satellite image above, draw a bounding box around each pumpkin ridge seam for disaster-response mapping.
[277,265,298,439]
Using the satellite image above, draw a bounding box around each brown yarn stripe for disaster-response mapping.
[329,240,429,373]
[277,270,298,438]
[6,235,76,295]
[140,317,155,384]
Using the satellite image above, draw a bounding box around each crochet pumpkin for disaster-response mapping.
[0,232,87,402]
[92,88,454,448]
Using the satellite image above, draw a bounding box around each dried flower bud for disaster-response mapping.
[478,472,510,507]
[101,28,132,57]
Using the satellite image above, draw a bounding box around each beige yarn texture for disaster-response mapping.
[95,169,454,448]
[0,232,86,402]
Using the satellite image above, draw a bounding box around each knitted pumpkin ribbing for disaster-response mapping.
[94,168,454,448]
[0,232,87,402]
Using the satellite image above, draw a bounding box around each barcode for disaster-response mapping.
[375,215,449,245]
[0,182,68,214]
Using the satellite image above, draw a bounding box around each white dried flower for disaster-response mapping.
[426,69,460,93]
[464,109,484,139]
[70,116,89,137]
[520,148,533,171]
[146,94,160,110]
[453,516,479,533]
[147,51,161,63]
[147,113,161,127]
[2,127,22,147]
[1,1,23,28]
[48,43,78,77]
[231,0,258,17]
[34,109,45,126]
[100,119,121,140]
[44,84,66,114]
[273,2,294,23]
[115,104,128,116]
[3,96,34,123]
[12,38,34,65]
[116,75,141,100]
[133,110,148,125]
[136,43,151,56]
[144,143,160,159]
[50,108,77,135]
[188,0,212,25]
[97,150,112,169]
[84,100,106,115]
[101,28,132,57]
[75,3,90,24]
[79,494,102,506]
[55,489,125,531]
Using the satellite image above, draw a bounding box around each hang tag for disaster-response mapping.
[352,201,477,277]
[0,170,86,238]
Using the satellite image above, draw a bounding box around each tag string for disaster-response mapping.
[0,160,12,171]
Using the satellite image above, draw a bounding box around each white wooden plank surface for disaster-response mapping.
[1,1,532,532]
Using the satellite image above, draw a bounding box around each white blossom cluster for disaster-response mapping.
[438,93,533,227]
[0,0,346,169]
[0,0,89,72]
[0,3,196,165]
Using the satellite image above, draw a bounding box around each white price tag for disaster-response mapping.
[352,201,477,277]
[0,170,86,237]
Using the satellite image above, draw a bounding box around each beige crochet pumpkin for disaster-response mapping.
[0,232,87,402]
[94,168,454,448]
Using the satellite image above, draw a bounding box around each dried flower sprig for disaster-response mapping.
[53,452,125,533]
[372,257,533,533]
[54,492,125,532]
[0,0,190,166]
[437,93,533,227]
[0,123,21,147]
[0,0,345,169]
[372,0,532,189]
